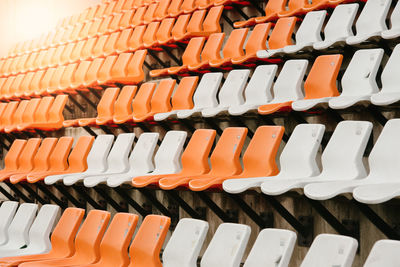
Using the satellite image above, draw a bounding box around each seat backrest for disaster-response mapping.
[132,82,157,118]
[202,6,223,34]
[106,133,136,173]
[98,213,138,267]
[1,139,26,172]
[114,86,137,120]
[200,33,224,62]
[163,218,209,267]
[182,37,205,66]
[21,98,41,125]
[264,0,287,16]
[29,70,45,95]
[155,0,170,19]
[128,25,146,49]
[341,49,383,96]
[303,54,342,100]
[389,0,400,30]
[120,10,134,29]
[200,223,251,267]
[300,234,357,267]
[279,124,325,178]
[31,137,58,173]
[286,0,307,13]
[0,201,19,245]
[379,43,400,94]
[85,58,105,85]
[110,53,132,79]
[193,72,223,109]
[97,87,120,119]
[143,22,160,47]
[143,3,158,23]
[85,135,115,173]
[243,65,277,106]
[364,239,400,266]
[209,127,248,176]
[241,126,284,177]
[222,28,248,59]
[171,14,190,40]
[268,17,297,50]
[46,136,74,173]
[60,63,78,89]
[353,0,390,36]
[244,23,270,55]
[15,138,41,173]
[186,10,206,34]
[217,69,250,107]
[67,136,95,172]
[98,55,118,83]
[81,38,97,60]
[156,18,175,43]
[10,99,29,126]
[321,120,372,179]
[244,229,296,267]
[131,6,146,26]
[27,204,60,251]
[33,97,54,124]
[154,130,187,173]
[7,203,38,248]
[272,59,308,102]
[74,210,111,262]
[150,79,176,114]
[126,49,147,83]
[117,28,133,52]
[129,133,159,173]
[170,76,198,110]
[128,215,171,267]
[49,208,85,257]
[295,11,326,44]
[1,102,18,126]
[47,94,68,123]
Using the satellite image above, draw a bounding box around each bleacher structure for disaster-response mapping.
[0,0,400,265]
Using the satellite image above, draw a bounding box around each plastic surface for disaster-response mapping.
[363,240,400,267]
[0,201,19,246]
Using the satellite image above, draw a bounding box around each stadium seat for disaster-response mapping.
[346,0,391,45]
[177,72,223,119]
[0,203,37,252]
[46,135,114,185]
[223,124,324,194]
[201,69,250,117]
[0,204,60,257]
[189,126,283,191]
[300,234,357,267]
[260,120,372,196]
[162,218,209,267]
[0,101,20,132]
[132,129,214,188]
[363,239,400,267]
[156,18,175,45]
[257,59,308,115]
[0,207,84,267]
[233,0,285,27]
[243,229,296,267]
[200,223,251,267]
[112,85,138,123]
[19,210,110,267]
[159,127,246,190]
[0,201,19,246]
[143,22,160,48]
[381,0,400,39]
[277,0,308,17]
[128,215,171,267]
[291,54,342,111]
[329,49,384,109]
[83,133,136,187]
[187,33,225,71]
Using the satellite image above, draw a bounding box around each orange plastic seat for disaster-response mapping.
[0,101,19,132]
[0,139,26,177]
[98,16,113,36]
[24,52,37,72]
[181,0,196,13]
[114,50,147,85]
[116,28,133,53]
[0,102,8,121]
[103,32,120,56]
[133,128,215,187]
[209,28,248,68]
[19,210,110,267]
[278,0,308,17]
[49,46,64,68]
[88,19,102,39]
[108,13,123,33]
[83,58,105,89]
[92,35,109,59]
[128,25,146,51]
[234,0,286,27]
[150,37,205,76]
[47,66,66,95]
[200,6,223,36]
[113,86,138,124]
[133,79,175,122]
[123,0,135,11]
[1,76,16,99]
[9,98,41,132]
[143,22,160,48]
[188,33,224,71]
[81,38,97,60]
[95,3,108,18]
[9,138,57,184]
[69,23,84,43]
[143,3,159,24]
[79,213,138,267]
[159,127,247,190]
[37,68,56,96]
[231,23,271,64]
[121,82,156,124]
[171,14,190,41]
[16,72,34,98]
[302,0,334,12]
[154,0,171,20]
[58,63,79,92]
[0,208,85,267]
[177,10,206,40]
[104,1,117,17]
[60,43,76,65]
[189,126,284,191]
[25,70,45,97]
[127,215,171,267]
[131,6,147,27]
[70,41,85,63]
[267,17,297,53]
[156,18,175,45]
[3,100,29,133]
[6,73,25,99]
[119,10,135,30]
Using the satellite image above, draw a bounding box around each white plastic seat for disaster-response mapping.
[243,229,296,267]
[83,133,136,187]
[381,0,400,39]
[256,60,308,115]
[313,4,359,50]
[130,130,187,184]
[329,49,384,109]
[300,234,358,267]
[200,223,251,267]
[0,201,18,246]
[371,44,400,105]
[0,203,37,251]
[201,70,250,117]
[305,119,400,202]
[106,133,159,187]
[363,239,400,267]
[229,65,277,116]
[346,0,391,45]
[177,73,223,119]
[0,204,60,257]
[261,120,372,196]
[59,135,115,186]
[163,218,209,267]
[223,124,324,194]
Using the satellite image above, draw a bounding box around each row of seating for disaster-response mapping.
[0,50,146,99]
[0,6,221,79]
[0,201,397,266]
